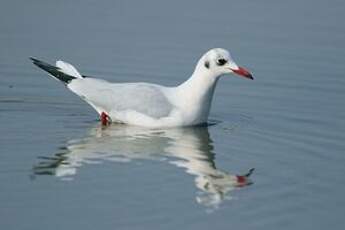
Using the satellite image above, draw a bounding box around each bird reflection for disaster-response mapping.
[33,124,254,209]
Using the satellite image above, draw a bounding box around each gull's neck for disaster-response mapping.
[178,65,218,97]
[175,60,219,124]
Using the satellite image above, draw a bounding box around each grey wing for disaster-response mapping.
[109,83,173,118]
[68,79,173,119]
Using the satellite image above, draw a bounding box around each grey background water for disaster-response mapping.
[1,0,345,229]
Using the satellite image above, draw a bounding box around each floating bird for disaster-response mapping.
[30,48,253,127]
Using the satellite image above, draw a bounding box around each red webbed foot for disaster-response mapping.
[100,112,111,126]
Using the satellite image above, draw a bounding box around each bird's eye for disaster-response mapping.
[216,58,227,66]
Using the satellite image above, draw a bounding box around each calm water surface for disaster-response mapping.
[1,0,345,229]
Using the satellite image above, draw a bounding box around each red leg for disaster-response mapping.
[100,112,110,126]
[236,175,247,184]
[236,168,255,186]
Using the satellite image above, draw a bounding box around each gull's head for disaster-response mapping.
[198,48,253,80]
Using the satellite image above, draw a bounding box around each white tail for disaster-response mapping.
[56,60,83,79]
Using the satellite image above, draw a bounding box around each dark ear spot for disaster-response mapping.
[204,60,210,69]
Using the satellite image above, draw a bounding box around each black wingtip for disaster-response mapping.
[30,57,41,63]
[30,57,46,67]
[29,57,76,84]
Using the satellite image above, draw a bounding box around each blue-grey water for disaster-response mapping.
[1,0,345,229]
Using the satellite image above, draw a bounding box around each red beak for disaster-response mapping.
[232,66,253,80]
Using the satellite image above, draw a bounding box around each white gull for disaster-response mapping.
[30,48,253,127]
